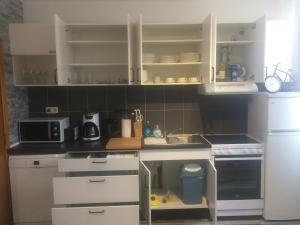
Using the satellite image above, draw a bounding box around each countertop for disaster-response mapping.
[9,139,211,155]
[9,141,107,155]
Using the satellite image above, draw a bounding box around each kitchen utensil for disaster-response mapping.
[154,76,161,83]
[180,52,200,62]
[165,77,175,83]
[133,109,143,122]
[177,77,187,83]
[159,55,178,63]
[189,77,199,83]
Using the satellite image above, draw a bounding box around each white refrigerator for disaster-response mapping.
[248,92,300,220]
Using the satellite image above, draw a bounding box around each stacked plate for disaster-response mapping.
[180,52,200,63]
[159,55,178,63]
[143,53,156,63]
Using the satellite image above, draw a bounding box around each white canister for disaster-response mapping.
[121,119,132,138]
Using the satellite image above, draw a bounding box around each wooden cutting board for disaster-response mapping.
[106,137,141,150]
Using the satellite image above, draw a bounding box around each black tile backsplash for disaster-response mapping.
[27,85,248,136]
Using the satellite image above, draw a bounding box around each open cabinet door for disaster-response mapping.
[201,14,216,84]
[54,14,72,85]
[127,15,133,85]
[0,40,12,225]
[207,160,217,225]
[137,15,143,84]
[248,16,266,83]
[140,161,151,225]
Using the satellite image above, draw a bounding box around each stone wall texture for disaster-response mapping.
[0,0,28,145]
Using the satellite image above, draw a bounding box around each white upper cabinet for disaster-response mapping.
[214,16,266,83]
[201,14,216,84]
[138,15,214,85]
[54,14,132,86]
[9,24,56,55]
[199,16,266,94]
[9,24,57,86]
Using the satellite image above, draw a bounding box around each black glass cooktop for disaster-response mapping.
[203,134,259,145]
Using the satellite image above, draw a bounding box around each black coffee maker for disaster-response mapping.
[82,112,100,141]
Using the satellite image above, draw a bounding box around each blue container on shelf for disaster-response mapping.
[180,163,205,204]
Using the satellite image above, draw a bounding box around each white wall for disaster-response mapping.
[23,0,292,24]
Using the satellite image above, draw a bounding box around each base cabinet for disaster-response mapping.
[52,205,139,225]
[52,151,139,225]
[139,154,217,225]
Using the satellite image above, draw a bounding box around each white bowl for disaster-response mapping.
[165,77,175,83]
[177,77,187,83]
[189,77,199,83]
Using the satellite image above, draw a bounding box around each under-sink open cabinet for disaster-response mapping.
[139,151,217,225]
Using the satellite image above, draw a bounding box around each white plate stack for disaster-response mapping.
[143,53,156,63]
[159,55,178,63]
[180,52,200,63]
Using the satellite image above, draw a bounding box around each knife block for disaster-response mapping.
[134,121,142,138]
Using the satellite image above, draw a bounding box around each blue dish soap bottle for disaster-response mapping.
[153,125,162,138]
[143,121,152,137]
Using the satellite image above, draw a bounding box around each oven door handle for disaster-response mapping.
[215,157,263,161]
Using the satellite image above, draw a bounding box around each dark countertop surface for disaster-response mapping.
[9,141,107,155]
[9,138,211,155]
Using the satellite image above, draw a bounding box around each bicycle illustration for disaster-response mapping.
[264,63,297,93]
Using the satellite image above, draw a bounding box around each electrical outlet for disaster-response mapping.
[45,107,59,114]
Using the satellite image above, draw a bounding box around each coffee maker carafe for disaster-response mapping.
[82,112,100,141]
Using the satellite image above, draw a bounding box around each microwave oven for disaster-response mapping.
[19,117,70,143]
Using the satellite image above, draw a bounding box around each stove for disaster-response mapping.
[203,134,264,216]
[203,134,263,155]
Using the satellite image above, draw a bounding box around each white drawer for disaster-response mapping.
[58,157,139,172]
[52,205,139,225]
[53,175,139,204]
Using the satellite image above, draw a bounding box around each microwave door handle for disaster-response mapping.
[48,122,51,140]
[215,157,263,161]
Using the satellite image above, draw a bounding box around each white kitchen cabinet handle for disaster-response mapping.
[92,160,107,164]
[215,157,263,161]
[89,178,106,183]
[88,210,105,214]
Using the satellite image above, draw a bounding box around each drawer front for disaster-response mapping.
[52,205,139,225]
[53,175,139,204]
[58,157,139,172]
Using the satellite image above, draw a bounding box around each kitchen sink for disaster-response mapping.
[166,134,205,145]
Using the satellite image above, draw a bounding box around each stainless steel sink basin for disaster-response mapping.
[166,134,205,145]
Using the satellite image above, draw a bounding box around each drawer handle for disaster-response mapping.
[92,161,107,164]
[88,210,105,214]
[89,179,106,183]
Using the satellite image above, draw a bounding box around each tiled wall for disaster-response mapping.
[28,86,248,137]
[1,0,28,145]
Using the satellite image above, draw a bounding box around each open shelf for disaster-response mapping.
[67,40,127,45]
[143,82,201,85]
[68,63,127,67]
[151,190,208,210]
[143,39,203,44]
[217,40,255,46]
[143,62,202,66]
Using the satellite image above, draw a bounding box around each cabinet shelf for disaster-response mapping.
[143,62,202,66]
[68,63,128,67]
[67,40,128,45]
[151,190,208,210]
[143,82,201,85]
[143,39,203,44]
[217,40,255,46]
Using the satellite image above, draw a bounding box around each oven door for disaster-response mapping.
[215,155,262,200]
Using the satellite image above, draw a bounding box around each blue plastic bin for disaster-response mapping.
[180,163,205,204]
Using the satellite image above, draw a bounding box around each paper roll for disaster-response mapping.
[121,119,132,138]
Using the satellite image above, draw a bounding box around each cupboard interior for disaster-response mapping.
[216,23,257,82]
[63,25,129,85]
[13,55,57,86]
